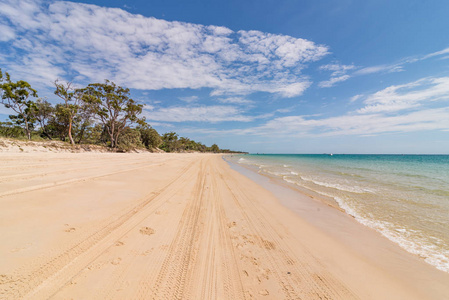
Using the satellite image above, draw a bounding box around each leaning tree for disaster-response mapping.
[54,80,84,145]
[81,80,143,148]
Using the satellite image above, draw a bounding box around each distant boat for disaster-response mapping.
[329,153,333,156]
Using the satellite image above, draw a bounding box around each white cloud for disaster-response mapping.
[318,63,354,88]
[0,0,329,97]
[273,81,312,97]
[275,107,293,113]
[142,104,155,111]
[0,24,15,41]
[147,121,174,128]
[237,107,449,137]
[217,97,255,105]
[179,96,199,103]
[319,63,355,75]
[354,64,403,76]
[143,105,254,123]
[421,47,449,60]
[238,30,329,67]
[352,46,449,77]
[358,77,449,113]
[349,94,363,103]
[213,76,449,137]
[318,75,350,88]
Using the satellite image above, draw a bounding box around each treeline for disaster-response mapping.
[0,68,245,153]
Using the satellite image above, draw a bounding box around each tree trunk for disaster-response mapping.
[42,131,52,140]
[68,118,75,145]
[77,124,86,144]
[24,118,31,140]
[109,132,115,148]
[114,128,122,150]
[110,122,115,148]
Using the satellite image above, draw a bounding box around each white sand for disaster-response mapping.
[0,152,448,299]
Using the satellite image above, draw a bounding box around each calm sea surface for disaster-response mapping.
[228,154,449,273]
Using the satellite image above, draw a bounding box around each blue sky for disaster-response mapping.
[1,0,449,153]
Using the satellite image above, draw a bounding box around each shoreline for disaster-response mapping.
[224,156,449,299]
[1,152,448,299]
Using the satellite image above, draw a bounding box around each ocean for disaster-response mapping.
[228,154,449,273]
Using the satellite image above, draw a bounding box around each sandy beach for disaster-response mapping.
[1,152,449,299]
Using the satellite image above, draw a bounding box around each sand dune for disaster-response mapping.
[0,153,447,299]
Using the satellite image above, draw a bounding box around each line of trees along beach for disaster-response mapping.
[0,68,244,153]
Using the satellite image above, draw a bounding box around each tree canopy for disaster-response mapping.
[81,80,143,148]
[0,69,38,140]
[0,68,247,153]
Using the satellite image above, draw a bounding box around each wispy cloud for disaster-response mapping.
[421,47,449,60]
[319,63,355,75]
[353,47,449,77]
[250,107,449,137]
[318,46,449,88]
[179,96,199,103]
[349,94,363,103]
[205,76,449,136]
[318,75,350,88]
[0,24,15,41]
[142,105,254,123]
[217,97,255,105]
[318,63,354,87]
[353,64,404,76]
[357,77,449,113]
[0,0,328,97]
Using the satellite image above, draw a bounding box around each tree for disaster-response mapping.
[81,80,143,148]
[116,127,143,152]
[54,80,83,145]
[137,124,162,150]
[33,98,54,139]
[210,143,220,153]
[46,104,70,141]
[0,70,38,140]
[0,121,25,138]
[161,131,180,152]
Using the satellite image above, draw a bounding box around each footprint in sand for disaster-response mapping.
[139,227,155,235]
[227,221,237,228]
[64,227,76,233]
[262,239,276,250]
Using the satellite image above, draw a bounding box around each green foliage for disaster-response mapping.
[0,70,38,140]
[45,104,70,141]
[160,131,180,152]
[116,127,143,152]
[33,98,54,139]
[137,124,162,149]
[0,68,240,152]
[81,80,144,148]
[160,132,225,153]
[54,80,82,145]
[210,143,220,153]
[0,121,26,138]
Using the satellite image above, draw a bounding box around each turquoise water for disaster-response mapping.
[229,154,449,273]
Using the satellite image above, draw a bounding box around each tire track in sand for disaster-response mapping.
[0,161,168,199]
[149,158,207,299]
[216,157,358,299]
[1,160,197,299]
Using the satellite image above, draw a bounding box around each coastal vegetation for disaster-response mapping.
[0,68,244,153]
